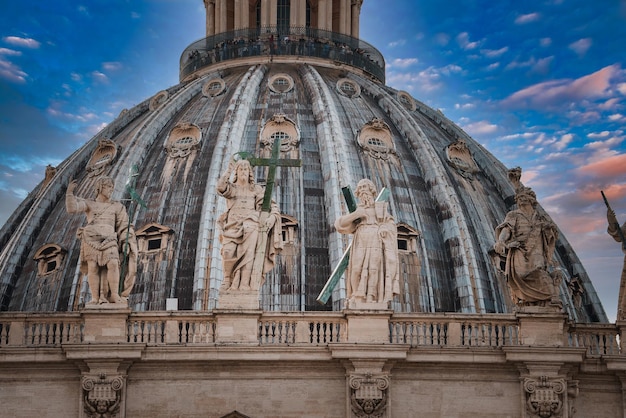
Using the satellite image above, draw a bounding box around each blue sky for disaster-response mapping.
[1,0,625,320]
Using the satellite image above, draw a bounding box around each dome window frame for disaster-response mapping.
[202,78,227,97]
[33,244,66,277]
[268,74,295,94]
[336,78,361,98]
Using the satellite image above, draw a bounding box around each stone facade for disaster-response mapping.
[1,309,625,417]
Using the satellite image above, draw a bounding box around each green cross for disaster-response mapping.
[316,185,389,304]
[240,137,301,211]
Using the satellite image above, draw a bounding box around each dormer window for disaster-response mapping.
[33,244,66,276]
[136,223,174,254]
[396,223,420,253]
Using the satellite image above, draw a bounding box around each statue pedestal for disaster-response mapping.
[214,310,262,344]
[344,309,393,344]
[516,307,567,346]
[81,307,131,343]
[347,300,389,310]
[217,289,260,310]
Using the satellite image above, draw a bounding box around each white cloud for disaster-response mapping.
[617,83,626,95]
[554,133,574,151]
[569,38,592,57]
[481,47,509,58]
[515,13,541,24]
[540,38,552,47]
[456,32,480,50]
[388,58,418,69]
[435,33,450,46]
[0,57,27,83]
[486,62,500,71]
[462,120,498,136]
[91,70,108,83]
[388,39,406,48]
[102,62,123,72]
[2,36,40,49]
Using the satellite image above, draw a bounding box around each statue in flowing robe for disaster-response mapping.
[217,158,282,291]
[494,186,560,306]
[607,206,626,318]
[66,176,137,305]
[335,179,399,305]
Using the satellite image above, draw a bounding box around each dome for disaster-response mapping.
[0,1,607,322]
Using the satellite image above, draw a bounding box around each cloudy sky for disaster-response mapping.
[1,0,625,320]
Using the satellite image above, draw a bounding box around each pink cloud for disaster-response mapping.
[578,153,626,177]
[502,64,620,109]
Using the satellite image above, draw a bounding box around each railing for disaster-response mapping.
[258,313,346,344]
[568,323,620,356]
[179,25,385,83]
[0,313,84,346]
[0,312,621,356]
[390,314,520,347]
[126,312,217,344]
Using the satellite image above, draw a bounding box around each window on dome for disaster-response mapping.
[136,223,173,255]
[367,138,385,148]
[176,136,195,145]
[273,78,289,92]
[277,0,290,33]
[147,238,162,251]
[271,131,290,142]
[209,82,221,91]
[34,244,66,277]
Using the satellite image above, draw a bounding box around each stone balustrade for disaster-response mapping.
[0,310,621,354]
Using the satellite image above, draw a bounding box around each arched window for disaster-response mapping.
[306,1,311,27]
[277,0,290,33]
[255,0,261,29]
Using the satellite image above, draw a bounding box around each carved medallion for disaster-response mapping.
[260,113,300,158]
[165,122,202,159]
[357,118,396,160]
[149,90,169,111]
[445,139,479,179]
[86,138,119,178]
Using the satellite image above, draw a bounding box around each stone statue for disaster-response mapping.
[217,158,282,291]
[334,179,399,305]
[493,186,560,307]
[66,177,137,305]
[606,204,626,318]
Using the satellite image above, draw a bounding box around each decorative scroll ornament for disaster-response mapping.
[445,139,479,179]
[524,376,565,418]
[86,139,119,178]
[82,374,124,418]
[349,373,390,418]
[149,90,169,111]
[165,122,202,159]
[357,118,396,160]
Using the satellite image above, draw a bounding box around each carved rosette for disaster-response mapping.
[524,376,565,418]
[349,374,389,418]
[82,374,125,418]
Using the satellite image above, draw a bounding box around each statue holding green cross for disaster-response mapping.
[216,136,301,293]
[318,179,399,308]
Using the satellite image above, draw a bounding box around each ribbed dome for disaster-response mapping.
[0,4,607,322]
